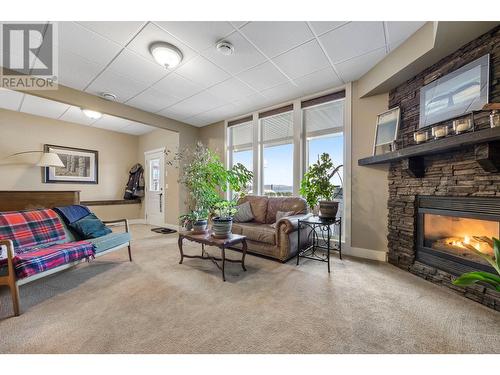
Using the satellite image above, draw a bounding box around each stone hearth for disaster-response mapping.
[387,26,500,311]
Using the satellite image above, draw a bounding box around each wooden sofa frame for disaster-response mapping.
[0,219,132,316]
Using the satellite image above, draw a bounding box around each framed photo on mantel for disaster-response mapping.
[43,144,98,184]
[373,107,400,156]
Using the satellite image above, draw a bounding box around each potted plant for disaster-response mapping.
[192,209,209,233]
[452,237,500,291]
[211,200,238,238]
[179,212,196,231]
[300,153,343,219]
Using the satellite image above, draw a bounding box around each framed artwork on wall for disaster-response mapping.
[373,107,400,156]
[43,144,98,184]
[419,54,489,128]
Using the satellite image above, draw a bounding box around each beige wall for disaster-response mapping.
[91,204,141,221]
[138,128,180,226]
[17,83,199,215]
[350,82,389,253]
[198,121,225,162]
[0,108,138,203]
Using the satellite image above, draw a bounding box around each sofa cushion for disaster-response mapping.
[69,214,112,239]
[86,232,131,254]
[233,201,254,223]
[236,222,276,245]
[0,209,66,251]
[271,211,294,228]
[238,195,268,223]
[266,197,307,224]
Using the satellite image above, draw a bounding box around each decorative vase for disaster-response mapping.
[318,201,339,219]
[192,219,208,233]
[212,217,233,238]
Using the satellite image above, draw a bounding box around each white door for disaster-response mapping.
[145,149,165,226]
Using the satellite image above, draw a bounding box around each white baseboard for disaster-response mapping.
[342,245,387,262]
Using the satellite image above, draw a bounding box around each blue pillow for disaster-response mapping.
[69,213,112,239]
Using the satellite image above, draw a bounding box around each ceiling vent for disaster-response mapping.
[216,41,234,56]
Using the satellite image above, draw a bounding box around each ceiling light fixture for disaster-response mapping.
[81,108,103,120]
[150,42,183,69]
[101,92,117,101]
[216,41,234,56]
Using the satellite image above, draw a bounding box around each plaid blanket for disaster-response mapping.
[9,241,95,279]
[0,209,66,250]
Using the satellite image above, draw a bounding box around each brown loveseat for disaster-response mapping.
[231,195,311,262]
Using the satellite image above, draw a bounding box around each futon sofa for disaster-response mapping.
[231,196,311,261]
[0,208,131,316]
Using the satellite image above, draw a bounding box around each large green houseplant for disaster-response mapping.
[300,152,343,219]
[452,237,500,292]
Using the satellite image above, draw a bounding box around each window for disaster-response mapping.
[228,117,254,195]
[149,158,161,191]
[260,110,294,196]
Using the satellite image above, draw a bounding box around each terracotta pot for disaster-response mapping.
[212,217,233,238]
[318,200,339,219]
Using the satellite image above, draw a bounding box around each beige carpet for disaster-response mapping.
[0,224,499,354]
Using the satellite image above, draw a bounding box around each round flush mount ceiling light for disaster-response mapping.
[100,92,117,101]
[216,41,234,56]
[150,42,183,69]
[81,108,103,120]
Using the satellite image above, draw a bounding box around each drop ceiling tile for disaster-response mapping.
[157,107,190,122]
[57,22,122,67]
[92,114,133,131]
[86,69,150,102]
[261,82,303,104]
[155,21,235,52]
[231,21,249,29]
[237,61,288,91]
[0,88,24,111]
[183,115,210,127]
[121,122,155,135]
[175,55,230,88]
[202,31,266,75]
[163,91,229,119]
[386,21,426,50]
[240,21,314,58]
[106,48,168,86]
[319,21,386,63]
[206,78,257,101]
[335,47,387,83]
[153,72,203,99]
[20,94,70,119]
[59,105,96,126]
[309,21,349,36]
[231,93,268,112]
[294,67,343,96]
[273,40,330,79]
[127,22,197,68]
[126,87,180,113]
[57,49,104,90]
[76,21,145,46]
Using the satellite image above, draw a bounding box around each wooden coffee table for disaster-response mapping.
[177,231,247,281]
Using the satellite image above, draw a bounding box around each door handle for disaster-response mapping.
[159,193,163,213]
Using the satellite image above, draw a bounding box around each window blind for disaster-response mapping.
[230,120,253,150]
[304,99,344,137]
[261,110,293,144]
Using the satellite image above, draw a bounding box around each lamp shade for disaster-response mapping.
[37,152,64,167]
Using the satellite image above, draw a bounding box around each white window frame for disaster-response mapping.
[224,83,352,250]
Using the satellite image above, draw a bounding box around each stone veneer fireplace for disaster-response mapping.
[385,26,500,311]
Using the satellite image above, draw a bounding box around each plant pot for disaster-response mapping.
[212,217,233,238]
[319,200,339,219]
[192,219,208,233]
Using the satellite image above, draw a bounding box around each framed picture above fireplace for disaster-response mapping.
[419,54,490,128]
[373,107,400,156]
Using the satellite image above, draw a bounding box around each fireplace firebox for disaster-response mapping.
[416,196,499,276]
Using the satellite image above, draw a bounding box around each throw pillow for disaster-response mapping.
[233,201,254,223]
[69,213,112,239]
[271,211,295,228]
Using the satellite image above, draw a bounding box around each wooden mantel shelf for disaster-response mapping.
[358,127,500,177]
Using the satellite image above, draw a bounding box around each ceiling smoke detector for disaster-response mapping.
[101,92,117,101]
[216,41,234,56]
